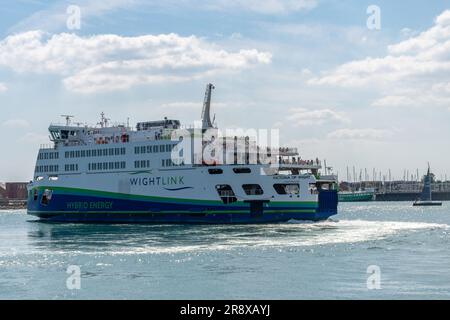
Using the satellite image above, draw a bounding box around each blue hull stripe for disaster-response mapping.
[27,189,338,223]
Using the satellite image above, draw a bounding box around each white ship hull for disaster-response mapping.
[28,164,338,223]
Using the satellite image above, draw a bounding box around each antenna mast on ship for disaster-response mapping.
[61,115,74,126]
[201,83,215,130]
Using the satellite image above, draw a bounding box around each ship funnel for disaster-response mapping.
[201,83,215,129]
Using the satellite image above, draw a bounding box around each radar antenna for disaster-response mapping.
[201,83,215,130]
[98,112,110,128]
[61,115,74,126]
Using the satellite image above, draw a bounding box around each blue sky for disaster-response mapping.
[0,0,449,181]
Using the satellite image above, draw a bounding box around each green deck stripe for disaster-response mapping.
[34,185,318,208]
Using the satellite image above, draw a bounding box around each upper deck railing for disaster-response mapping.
[39,143,56,150]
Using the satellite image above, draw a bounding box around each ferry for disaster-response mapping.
[27,84,338,223]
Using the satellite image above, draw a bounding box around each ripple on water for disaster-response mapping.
[0,217,447,262]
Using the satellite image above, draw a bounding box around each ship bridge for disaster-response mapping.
[48,113,132,147]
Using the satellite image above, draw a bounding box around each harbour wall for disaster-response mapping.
[376,191,450,201]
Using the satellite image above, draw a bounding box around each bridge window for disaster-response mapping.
[273,183,300,195]
[242,184,264,195]
[208,169,223,174]
[233,168,251,174]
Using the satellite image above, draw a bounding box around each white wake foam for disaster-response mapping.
[0,219,447,259]
[67,220,449,255]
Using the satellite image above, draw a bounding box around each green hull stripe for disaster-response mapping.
[33,185,319,208]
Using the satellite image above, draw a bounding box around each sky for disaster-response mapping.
[0,0,449,182]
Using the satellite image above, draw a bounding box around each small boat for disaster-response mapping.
[338,189,375,202]
[413,164,442,206]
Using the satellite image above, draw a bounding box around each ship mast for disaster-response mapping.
[61,115,74,126]
[201,83,215,130]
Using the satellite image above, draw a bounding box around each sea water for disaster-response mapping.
[0,202,449,299]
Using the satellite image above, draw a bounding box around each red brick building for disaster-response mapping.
[4,182,28,200]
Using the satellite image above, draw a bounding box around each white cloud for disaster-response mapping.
[2,119,30,128]
[371,95,416,107]
[230,32,243,40]
[10,0,317,33]
[0,82,7,92]
[372,90,450,108]
[160,101,227,109]
[308,10,450,107]
[287,107,350,126]
[327,128,392,140]
[160,102,203,109]
[18,132,49,144]
[0,31,271,93]
[9,0,138,33]
[210,0,317,14]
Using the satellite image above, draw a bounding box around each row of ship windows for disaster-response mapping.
[133,159,185,169]
[38,152,59,160]
[65,164,78,172]
[65,147,126,159]
[35,165,59,173]
[36,164,79,172]
[161,159,185,167]
[134,160,150,168]
[88,162,126,171]
[35,159,184,173]
[60,145,176,160]
[134,144,176,154]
